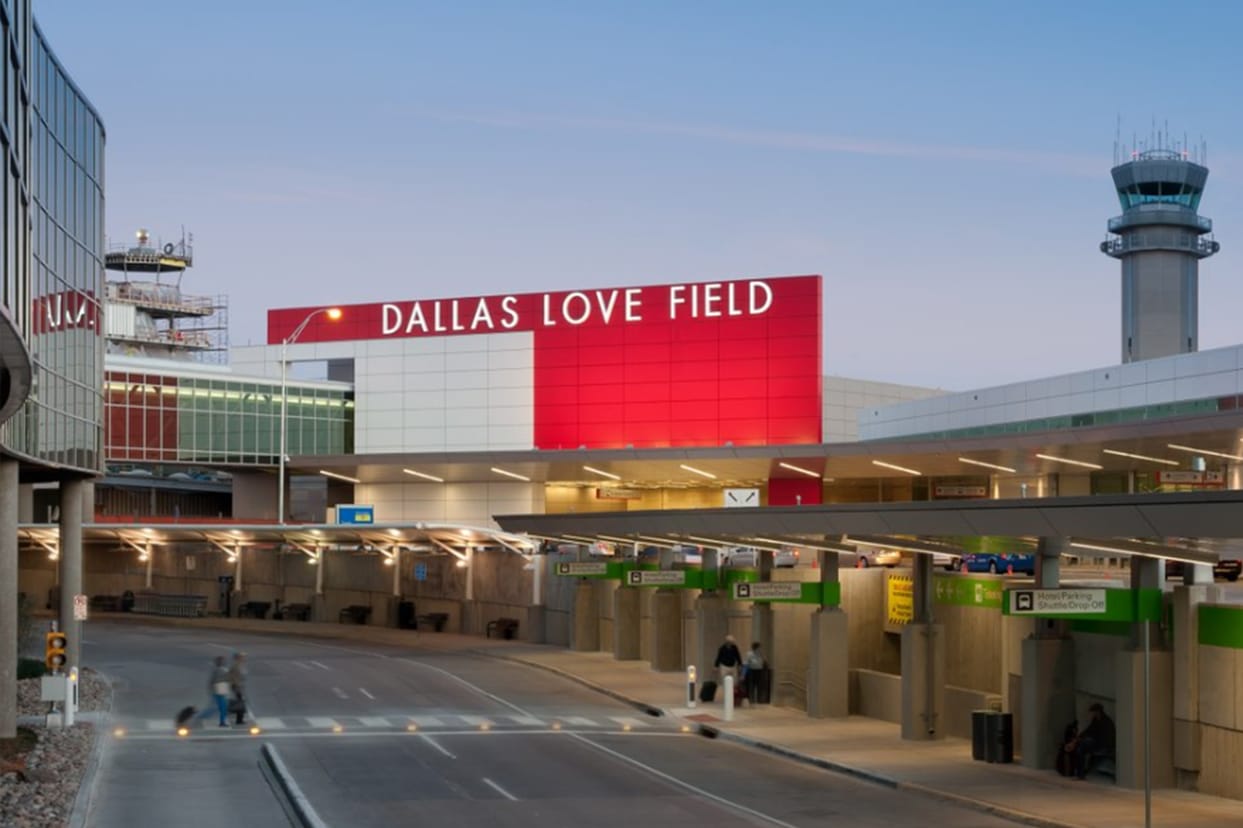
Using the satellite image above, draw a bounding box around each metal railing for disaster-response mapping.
[131,592,208,617]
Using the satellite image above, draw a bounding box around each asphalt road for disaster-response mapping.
[82,621,1029,827]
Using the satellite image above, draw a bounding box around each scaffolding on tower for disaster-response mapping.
[103,228,229,363]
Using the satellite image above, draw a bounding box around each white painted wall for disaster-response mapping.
[824,376,945,442]
[357,480,546,527]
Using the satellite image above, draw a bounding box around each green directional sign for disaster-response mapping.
[934,575,1004,609]
[731,581,829,604]
[626,570,687,587]
[1002,587,1161,621]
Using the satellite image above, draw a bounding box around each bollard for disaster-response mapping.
[62,668,77,727]
[687,665,697,708]
[723,674,735,721]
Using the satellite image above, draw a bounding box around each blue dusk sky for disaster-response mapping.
[34,1,1243,391]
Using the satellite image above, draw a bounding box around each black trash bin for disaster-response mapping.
[397,601,416,630]
[755,667,773,704]
[990,712,1014,764]
[971,710,991,761]
[121,590,135,613]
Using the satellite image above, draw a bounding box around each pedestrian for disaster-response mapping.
[194,655,231,728]
[228,652,248,725]
[714,634,743,685]
[743,642,766,704]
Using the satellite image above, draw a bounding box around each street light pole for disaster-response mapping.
[276,306,342,525]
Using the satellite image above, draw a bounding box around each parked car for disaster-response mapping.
[850,546,903,568]
[956,552,1036,575]
[1164,558,1241,582]
[719,547,800,568]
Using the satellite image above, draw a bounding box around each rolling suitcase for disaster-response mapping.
[175,706,196,727]
[699,680,718,702]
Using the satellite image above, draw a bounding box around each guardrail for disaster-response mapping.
[131,592,208,617]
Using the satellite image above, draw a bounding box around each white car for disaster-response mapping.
[850,546,902,568]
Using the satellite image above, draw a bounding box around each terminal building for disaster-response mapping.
[6,95,1243,800]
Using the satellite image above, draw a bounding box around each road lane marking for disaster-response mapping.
[420,734,456,758]
[508,715,543,726]
[146,719,172,731]
[359,688,375,700]
[610,716,646,728]
[256,717,286,730]
[461,715,494,727]
[332,687,349,700]
[207,643,233,651]
[310,661,332,671]
[294,661,314,670]
[411,715,444,727]
[306,717,337,728]
[482,777,518,801]
[359,716,390,728]
[563,716,595,726]
[569,733,799,828]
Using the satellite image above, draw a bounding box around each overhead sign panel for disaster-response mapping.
[335,505,374,525]
[626,570,686,587]
[555,562,609,577]
[1008,589,1107,616]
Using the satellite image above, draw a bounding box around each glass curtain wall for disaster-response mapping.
[0,9,105,473]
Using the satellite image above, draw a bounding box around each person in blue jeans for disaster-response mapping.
[194,656,232,728]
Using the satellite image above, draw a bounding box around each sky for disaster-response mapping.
[33,1,1243,391]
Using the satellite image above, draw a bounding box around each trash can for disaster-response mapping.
[121,590,135,613]
[755,667,773,704]
[397,601,416,630]
[971,710,991,761]
[990,712,1014,764]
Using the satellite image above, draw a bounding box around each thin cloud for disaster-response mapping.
[410,108,1102,177]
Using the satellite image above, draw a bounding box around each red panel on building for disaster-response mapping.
[768,477,823,506]
[270,274,822,450]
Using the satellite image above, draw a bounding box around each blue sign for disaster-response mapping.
[414,563,428,582]
[336,504,375,525]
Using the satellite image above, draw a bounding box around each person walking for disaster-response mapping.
[743,641,766,704]
[194,656,232,728]
[228,652,248,725]
[714,634,743,686]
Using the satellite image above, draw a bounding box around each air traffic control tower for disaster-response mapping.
[1101,146,1219,363]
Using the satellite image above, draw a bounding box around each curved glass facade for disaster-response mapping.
[0,8,105,473]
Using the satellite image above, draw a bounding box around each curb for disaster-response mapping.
[487,652,1083,828]
[483,652,664,718]
[68,669,114,828]
[260,742,328,828]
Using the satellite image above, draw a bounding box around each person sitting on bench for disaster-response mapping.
[1067,702,1115,779]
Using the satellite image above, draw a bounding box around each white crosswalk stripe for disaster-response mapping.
[119,712,657,733]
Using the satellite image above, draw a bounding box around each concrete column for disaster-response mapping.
[0,460,19,739]
[527,556,546,644]
[751,549,775,664]
[1171,584,1209,785]
[80,480,95,522]
[311,547,327,622]
[17,483,33,523]
[649,588,683,672]
[807,608,849,717]
[913,553,933,622]
[1183,563,1213,585]
[571,579,600,651]
[391,548,401,596]
[144,542,154,589]
[613,583,641,660]
[1035,537,1062,588]
[808,549,847,717]
[1115,648,1174,789]
[1019,636,1076,769]
[58,479,84,671]
[695,590,728,681]
[1230,463,1243,489]
[900,623,945,740]
[234,545,244,593]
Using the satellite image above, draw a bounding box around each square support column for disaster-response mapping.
[0,460,19,739]
[58,479,84,672]
[900,623,945,740]
[571,579,600,652]
[649,588,684,672]
[614,584,641,660]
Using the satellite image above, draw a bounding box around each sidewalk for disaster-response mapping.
[90,615,1243,828]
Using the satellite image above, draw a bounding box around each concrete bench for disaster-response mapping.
[276,603,312,621]
[338,605,372,625]
[486,617,520,640]
[238,601,272,619]
[418,612,449,632]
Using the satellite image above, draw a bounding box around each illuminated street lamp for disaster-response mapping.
[278,307,342,523]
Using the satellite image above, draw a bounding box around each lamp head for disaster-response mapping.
[326,307,343,321]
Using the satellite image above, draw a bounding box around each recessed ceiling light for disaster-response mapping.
[583,465,621,481]
[778,462,820,478]
[680,464,717,480]
[1034,453,1103,470]
[1102,449,1179,467]
[319,469,360,483]
[491,467,531,482]
[1167,443,1243,462]
[402,468,444,482]
[958,457,1016,473]
[872,460,921,475]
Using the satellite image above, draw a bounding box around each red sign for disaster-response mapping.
[31,290,99,335]
[269,275,822,450]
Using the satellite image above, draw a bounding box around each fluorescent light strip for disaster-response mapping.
[1101,449,1179,467]
[778,462,821,478]
[871,460,921,476]
[957,457,1017,474]
[582,465,621,481]
[1167,443,1243,462]
[751,537,854,554]
[319,470,360,483]
[491,467,531,482]
[1069,540,1132,556]
[679,464,717,480]
[1035,453,1103,470]
[402,468,445,483]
